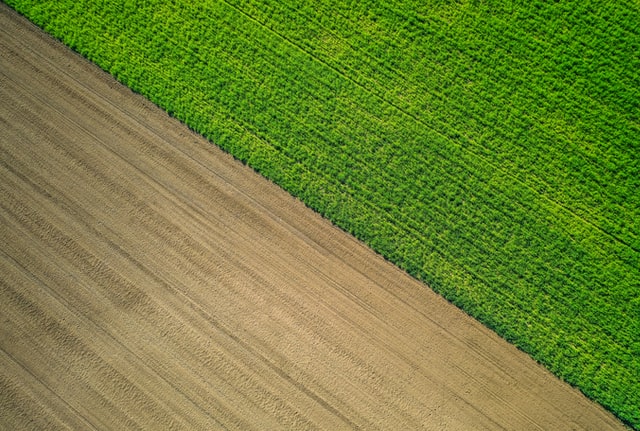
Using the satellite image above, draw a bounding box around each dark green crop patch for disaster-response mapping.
[6,0,638,427]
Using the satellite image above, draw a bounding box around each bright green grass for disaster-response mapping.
[5,0,639,427]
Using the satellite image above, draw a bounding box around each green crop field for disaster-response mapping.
[5,0,639,427]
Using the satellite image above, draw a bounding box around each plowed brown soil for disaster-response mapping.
[0,4,628,430]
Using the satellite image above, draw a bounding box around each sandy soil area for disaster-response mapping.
[0,4,628,430]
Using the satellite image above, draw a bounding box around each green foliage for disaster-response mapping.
[6,0,639,427]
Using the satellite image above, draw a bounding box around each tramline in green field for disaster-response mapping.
[6,0,639,427]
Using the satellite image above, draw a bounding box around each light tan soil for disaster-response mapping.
[0,4,628,430]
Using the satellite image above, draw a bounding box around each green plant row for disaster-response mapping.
[5,0,638,427]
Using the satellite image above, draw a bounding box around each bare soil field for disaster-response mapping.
[0,4,628,430]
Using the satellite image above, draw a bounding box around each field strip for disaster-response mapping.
[219,0,636,253]
[228,0,639,250]
[0,4,629,430]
